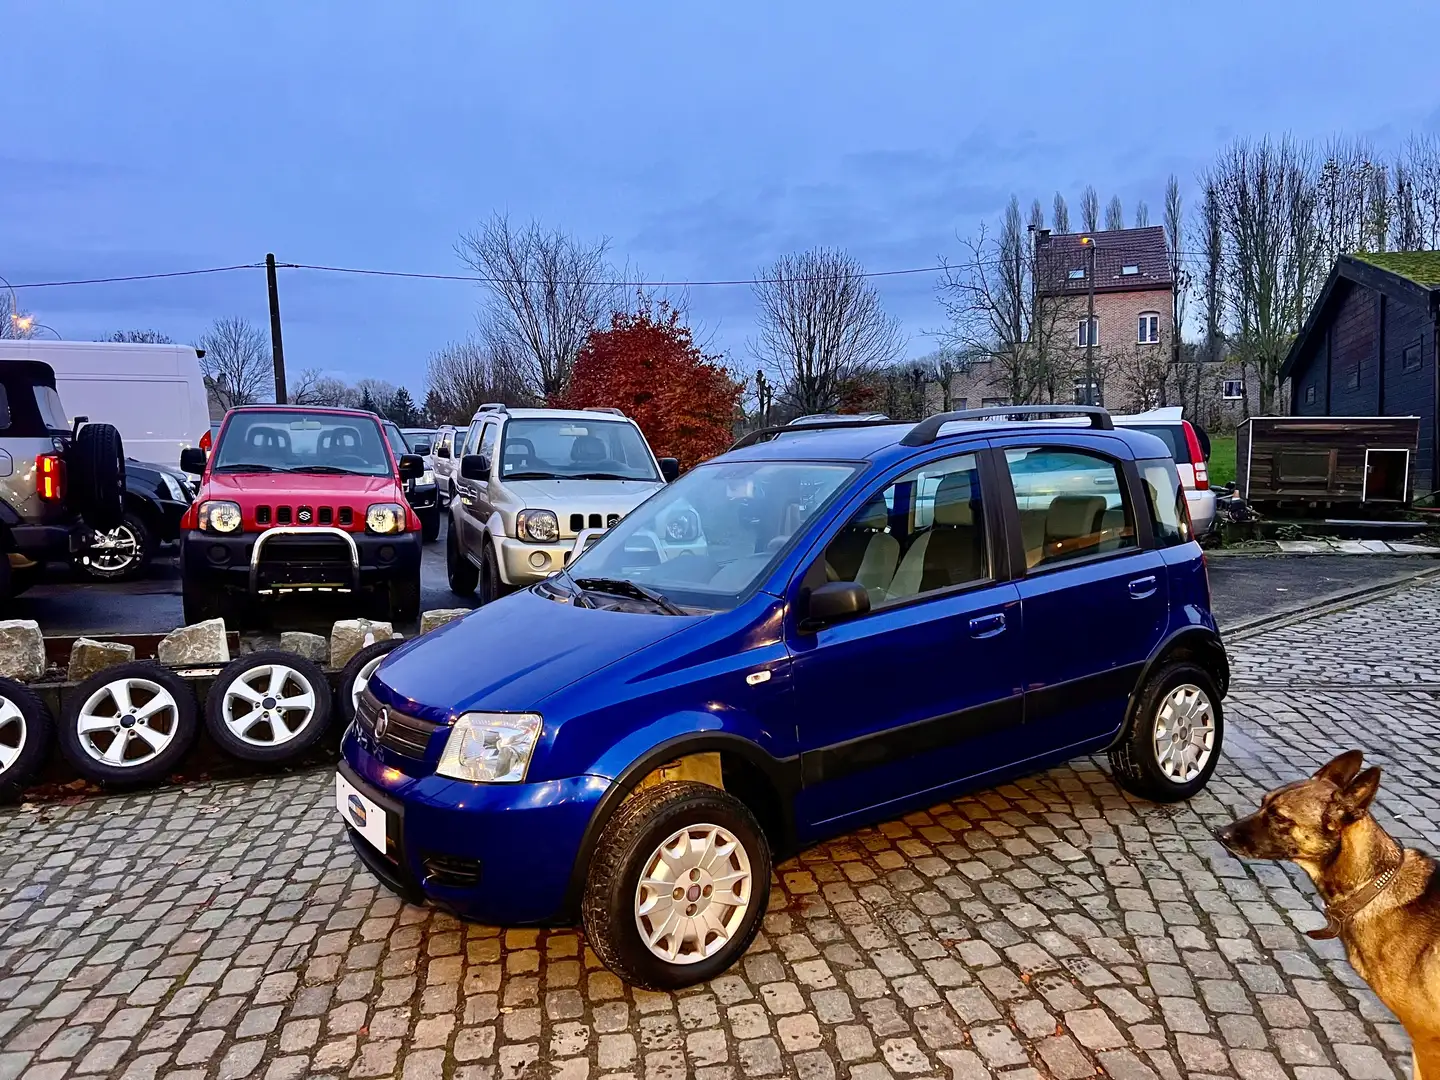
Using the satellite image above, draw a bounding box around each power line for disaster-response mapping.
[8,264,265,289]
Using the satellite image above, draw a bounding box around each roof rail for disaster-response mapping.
[900,405,1113,446]
[583,407,626,416]
[476,402,507,413]
[728,418,900,452]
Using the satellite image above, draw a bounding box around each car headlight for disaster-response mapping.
[420,469,435,487]
[199,500,242,533]
[436,712,543,783]
[160,473,189,503]
[366,503,405,534]
[664,508,700,542]
[516,509,559,543]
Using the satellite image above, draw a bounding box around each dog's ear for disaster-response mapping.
[1314,750,1365,788]
[1327,766,1382,828]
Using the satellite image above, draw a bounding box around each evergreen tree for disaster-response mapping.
[358,387,378,414]
[387,387,418,426]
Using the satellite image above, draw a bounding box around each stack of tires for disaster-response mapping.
[0,638,405,800]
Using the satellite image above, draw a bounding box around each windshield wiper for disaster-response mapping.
[569,472,642,481]
[213,462,283,473]
[573,576,687,615]
[289,465,366,475]
[503,471,564,480]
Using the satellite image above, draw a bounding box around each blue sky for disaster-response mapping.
[4,1,1438,392]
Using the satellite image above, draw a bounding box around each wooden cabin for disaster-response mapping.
[1238,415,1420,508]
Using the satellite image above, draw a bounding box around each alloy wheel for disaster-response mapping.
[220,664,318,747]
[88,523,140,575]
[0,696,26,777]
[1152,682,1216,783]
[633,823,753,965]
[76,678,180,767]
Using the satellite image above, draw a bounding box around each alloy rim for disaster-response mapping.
[77,678,178,767]
[351,655,386,716]
[222,665,317,747]
[0,697,26,776]
[89,523,139,574]
[1152,682,1216,783]
[633,823,753,965]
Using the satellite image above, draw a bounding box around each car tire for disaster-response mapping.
[205,651,333,763]
[182,576,236,626]
[479,541,514,605]
[582,780,771,991]
[0,678,53,803]
[1109,660,1224,803]
[338,638,403,723]
[59,662,199,786]
[447,524,478,596]
[388,573,421,625]
[71,423,127,532]
[421,508,441,544]
[79,511,154,581]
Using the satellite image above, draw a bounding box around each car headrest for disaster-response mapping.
[852,496,890,532]
[1047,495,1107,540]
[570,435,606,463]
[933,471,978,527]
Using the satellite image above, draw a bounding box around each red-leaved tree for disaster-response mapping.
[555,298,742,471]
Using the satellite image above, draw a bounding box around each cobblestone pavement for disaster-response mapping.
[3,581,1438,1080]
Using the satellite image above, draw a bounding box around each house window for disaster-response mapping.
[1076,318,1100,347]
[980,397,1010,407]
[1073,381,1104,406]
[953,398,968,410]
[1121,265,1139,276]
[1304,384,1317,405]
[1137,312,1161,344]
[1402,342,1422,373]
[1222,380,1244,400]
[1068,268,1086,280]
[1346,367,1360,391]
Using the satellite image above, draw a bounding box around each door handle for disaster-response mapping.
[1128,575,1158,599]
[969,613,1006,639]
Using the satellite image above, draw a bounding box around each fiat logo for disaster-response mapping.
[373,708,389,740]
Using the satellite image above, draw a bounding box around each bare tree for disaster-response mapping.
[1209,136,1325,413]
[1028,199,1045,234]
[0,295,35,340]
[1052,192,1071,233]
[456,213,616,399]
[1393,133,1440,249]
[938,197,1081,407]
[1161,175,1188,409]
[197,317,272,407]
[1080,186,1100,232]
[750,248,905,415]
[1105,195,1125,231]
[288,367,356,407]
[1134,200,1150,228]
[425,339,529,423]
[106,329,173,344]
[1317,136,1390,259]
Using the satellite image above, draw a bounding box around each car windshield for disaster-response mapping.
[212,410,392,476]
[565,459,858,611]
[500,417,658,481]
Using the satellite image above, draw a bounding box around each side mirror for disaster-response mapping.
[180,447,207,475]
[397,454,424,480]
[460,453,490,481]
[801,581,870,630]
[412,442,432,456]
[435,444,451,459]
[659,457,680,483]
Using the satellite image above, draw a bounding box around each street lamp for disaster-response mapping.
[1079,237,1097,407]
[29,323,61,340]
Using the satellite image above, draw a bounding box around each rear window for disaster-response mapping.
[1139,457,1190,547]
[1125,424,1189,464]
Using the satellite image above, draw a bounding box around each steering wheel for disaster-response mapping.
[330,454,368,468]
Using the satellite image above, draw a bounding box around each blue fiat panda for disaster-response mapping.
[338,407,1228,988]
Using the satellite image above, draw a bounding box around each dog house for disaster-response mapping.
[1237,416,1420,509]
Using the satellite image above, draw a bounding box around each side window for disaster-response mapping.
[1139,457,1190,547]
[462,421,484,457]
[437,430,452,454]
[823,453,988,606]
[478,422,500,463]
[1005,447,1136,570]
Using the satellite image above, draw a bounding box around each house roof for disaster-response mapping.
[1036,226,1173,297]
[1278,252,1440,381]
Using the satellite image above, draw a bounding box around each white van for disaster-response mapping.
[0,341,210,465]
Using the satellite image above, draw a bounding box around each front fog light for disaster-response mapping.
[366,502,405,534]
[436,712,543,783]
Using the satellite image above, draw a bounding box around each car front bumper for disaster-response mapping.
[495,535,586,586]
[338,731,609,924]
[407,483,439,513]
[181,527,422,595]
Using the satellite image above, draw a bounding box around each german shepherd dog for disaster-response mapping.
[1216,751,1439,1078]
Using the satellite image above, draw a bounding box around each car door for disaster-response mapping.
[788,445,1025,834]
[454,419,491,552]
[994,436,1168,752]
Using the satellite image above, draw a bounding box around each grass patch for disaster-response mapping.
[1207,434,1236,487]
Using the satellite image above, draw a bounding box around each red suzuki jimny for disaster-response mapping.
[179,406,425,626]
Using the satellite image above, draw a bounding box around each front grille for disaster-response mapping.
[256,506,272,525]
[607,513,620,527]
[354,690,441,759]
[277,506,293,525]
[319,507,334,525]
[421,853,482,888]
[257,535,352,566]
[569,513,584,533]
[255,505,354,529]
[339,507,354,526]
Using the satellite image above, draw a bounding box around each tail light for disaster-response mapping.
[199,429,212,452]
[1182,422,1209,489]
[37,454,65,501]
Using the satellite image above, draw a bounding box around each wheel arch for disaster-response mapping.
[561,730,798,920]
[1113,626,1229,749]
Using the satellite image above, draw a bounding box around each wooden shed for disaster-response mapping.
[1238,416,1420,508]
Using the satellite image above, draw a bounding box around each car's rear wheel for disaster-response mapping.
[447,524,477,596]
[205,652,333,763]
[79,511,154,581]
[1109,660,1224,803]
[338,638,403,722]
[0,679,53,803]
[582,781,771,990]
[59,662,199,786]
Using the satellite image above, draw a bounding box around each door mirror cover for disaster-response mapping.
[398,454,425,480]
[659,457,680,482]
[460,453,490,481]
[180,447,207,475]
[435,444,451,459]
[803,580,870,629]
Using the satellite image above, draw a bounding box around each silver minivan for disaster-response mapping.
[445,406,679,604]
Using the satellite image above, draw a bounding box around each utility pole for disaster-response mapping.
[265,253,287,404]
[1082,236,1096,406]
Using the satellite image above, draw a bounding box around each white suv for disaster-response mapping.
[445,406,679,604]
[1113,407,1216,537]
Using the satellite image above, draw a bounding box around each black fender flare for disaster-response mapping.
[560,731,799,919]
[1110,626,1229,750]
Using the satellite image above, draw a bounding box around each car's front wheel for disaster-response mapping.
[447,524,478,596]
[420,507,440,544]
[582,781,771,990]
[79,511,154,581]
[1109,660,1224,803]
